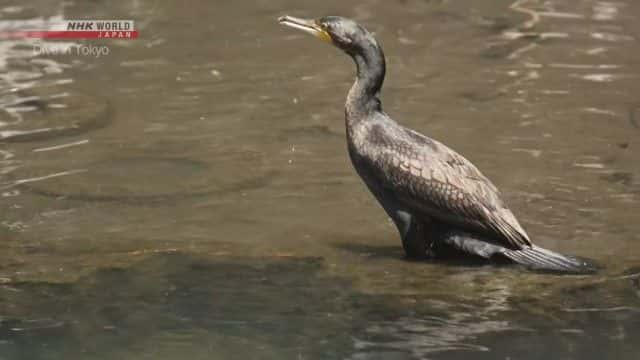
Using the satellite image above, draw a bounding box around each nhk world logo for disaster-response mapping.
[0,20,137,39]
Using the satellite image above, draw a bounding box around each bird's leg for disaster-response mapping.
[365,185,435,259]
[395,211,435,259]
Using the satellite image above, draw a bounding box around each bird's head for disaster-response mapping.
[278,15,379,55]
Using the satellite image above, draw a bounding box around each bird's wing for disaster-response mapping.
[362,124,531,250]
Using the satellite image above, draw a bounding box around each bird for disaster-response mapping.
[278,15,596,274]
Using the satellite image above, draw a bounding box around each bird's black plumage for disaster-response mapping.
[278,15,596,273]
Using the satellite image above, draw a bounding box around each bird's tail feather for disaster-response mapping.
[501,245,598,274]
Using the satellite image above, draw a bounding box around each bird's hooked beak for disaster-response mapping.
[278,15,332,43]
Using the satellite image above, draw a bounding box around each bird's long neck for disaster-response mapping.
[345,41,386,124]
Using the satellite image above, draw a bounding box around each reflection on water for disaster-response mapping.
[0,254,361,359]
[1,253,638,360]
[1,0,639,359]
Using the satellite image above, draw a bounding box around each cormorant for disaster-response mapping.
[278,15,596,273]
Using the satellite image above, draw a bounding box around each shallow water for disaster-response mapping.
[1,0,639,359]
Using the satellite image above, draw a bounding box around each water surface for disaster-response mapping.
[1,0,639,359]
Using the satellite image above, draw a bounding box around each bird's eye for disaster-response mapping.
[319,22,331,31]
